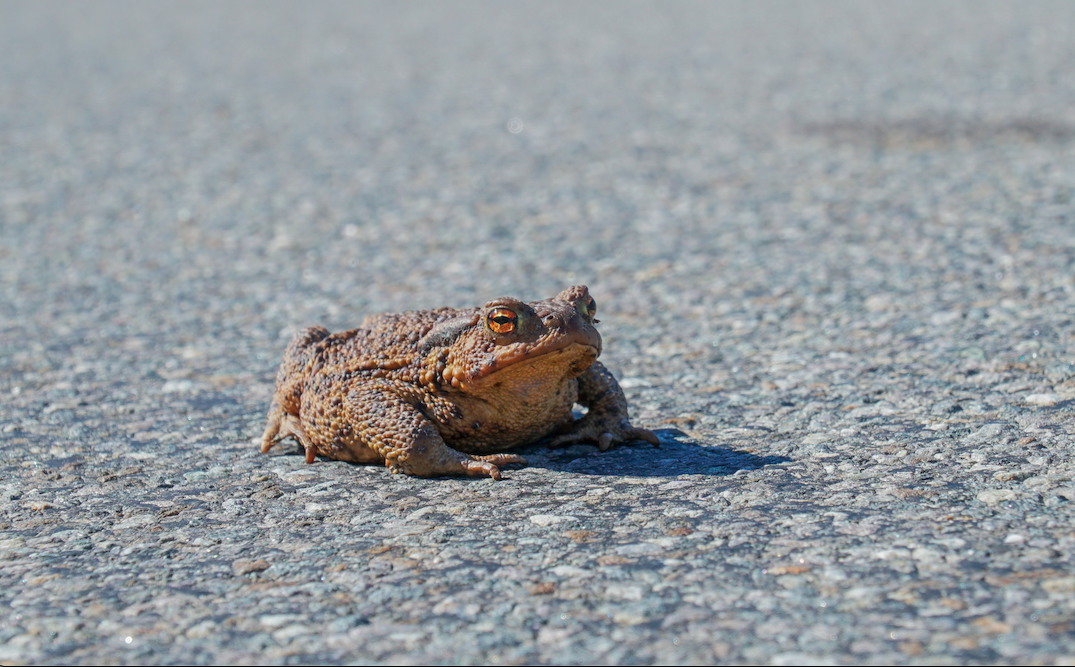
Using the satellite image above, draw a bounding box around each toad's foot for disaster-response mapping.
[549,360,660,451]
[463,453,528,479]
[547,414,660,451]
[261,405,320,463]
[388,446,527,480]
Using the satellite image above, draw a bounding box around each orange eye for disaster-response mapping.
[487,308,517,334]
[586,296,597,317]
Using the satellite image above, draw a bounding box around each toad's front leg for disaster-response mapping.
[347,384,526,479]
[548,361,659,451]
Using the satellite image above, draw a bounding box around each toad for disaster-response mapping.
[261,285,658,479]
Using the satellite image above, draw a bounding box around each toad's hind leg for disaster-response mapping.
[261,401,320,463]
[261,326,331,463]
[347,386,525,480]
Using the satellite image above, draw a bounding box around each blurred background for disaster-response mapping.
[3,0,1073,446]
[3,1,1073,430]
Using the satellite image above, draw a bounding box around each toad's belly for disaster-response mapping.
[432,380,580,454]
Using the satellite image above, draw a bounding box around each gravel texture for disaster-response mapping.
[3,1,1075,664]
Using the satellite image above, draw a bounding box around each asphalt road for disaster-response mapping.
[2,1,1075,664]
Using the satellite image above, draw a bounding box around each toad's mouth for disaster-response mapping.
[469,342,599,383]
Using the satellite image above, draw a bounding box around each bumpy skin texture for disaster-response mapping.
[261,286,659,479]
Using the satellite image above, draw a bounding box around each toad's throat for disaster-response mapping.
[469,342,599,383]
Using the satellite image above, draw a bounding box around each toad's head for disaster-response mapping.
[418,285,602,392]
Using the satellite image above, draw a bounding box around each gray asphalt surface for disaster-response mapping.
[3,1,1075,664]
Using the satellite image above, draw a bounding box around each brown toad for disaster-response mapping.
[261,285,658,479]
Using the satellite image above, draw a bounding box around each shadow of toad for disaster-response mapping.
[268,428,789,479]
[524,428,790,478]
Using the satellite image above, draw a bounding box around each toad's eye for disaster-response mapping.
[581,296,597,319]
[487,308,518,334]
